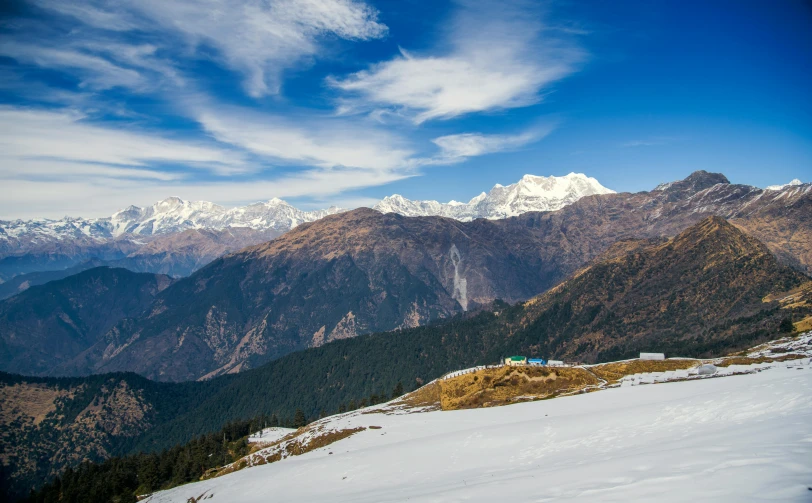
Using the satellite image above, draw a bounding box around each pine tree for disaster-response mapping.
[270,414,279,427]
[392,381,404,399]
[293,408,306,428]
[780,316,794,333]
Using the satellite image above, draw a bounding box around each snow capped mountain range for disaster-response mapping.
[0,173,613,246]
[0,198,344,245]
[1,172,806,253]
[373,172,615,220]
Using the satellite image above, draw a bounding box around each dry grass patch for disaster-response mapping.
[439,366,600,410]
[0,383,70,427]
[716,354,807,367]
[794,316,812,333]
[763,281,812,309]
[591,359,699,384]
[391,381,442,411]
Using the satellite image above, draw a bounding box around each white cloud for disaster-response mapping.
[0,42,147,91]
[0,105,415,218]
[0,107,245,175]
[330,1,584,123]
[195,105,415,171]
[0,169,410,219]
[432,127,552,160]
[33,0,387,97]
[621,137,676,148]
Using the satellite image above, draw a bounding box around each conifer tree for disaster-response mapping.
[392,382,404,399]
[293,408,306,428]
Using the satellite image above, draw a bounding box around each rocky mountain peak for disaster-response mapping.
[654,171,730,200]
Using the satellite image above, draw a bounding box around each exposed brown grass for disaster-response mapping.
[0,383,69,427]
[763,281,812,309]
[716,354,807,367]
[391,381,442,411]
[590,359,699,384]
[438,366,600,410]
[794,315,812,333]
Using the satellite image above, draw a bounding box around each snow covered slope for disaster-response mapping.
[374,172,615,220]
[145,342,812,502]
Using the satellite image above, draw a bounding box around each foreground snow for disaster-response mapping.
[146,360,812,502]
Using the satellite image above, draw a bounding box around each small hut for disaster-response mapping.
[505,356,527,366]
[640,352,665,361]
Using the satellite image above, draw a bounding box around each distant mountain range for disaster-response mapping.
[0,173,612,281]
[2,170,810,382]
[1,172,806,283]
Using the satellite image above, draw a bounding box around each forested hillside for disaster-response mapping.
[0,268,173,376]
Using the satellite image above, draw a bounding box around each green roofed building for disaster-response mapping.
[505,355,527,367]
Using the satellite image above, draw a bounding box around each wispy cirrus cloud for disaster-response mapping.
[0,166,411,219]
[30,0,388,97]
[620,136,677,148]
[0,106,245,177]
[432,126,554,161]
[194,105,415,172]
[330,1,585,123]
[0,42,148,91]
[0,103,417,218]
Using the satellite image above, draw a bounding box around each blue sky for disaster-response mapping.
[0,0,810,218]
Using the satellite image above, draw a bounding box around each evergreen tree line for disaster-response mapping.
[23,382,408,502]
[23,417,257,503]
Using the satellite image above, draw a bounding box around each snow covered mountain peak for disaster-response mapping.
[373,172,615,221]
[766,179,803,191]
[1,173,613,248]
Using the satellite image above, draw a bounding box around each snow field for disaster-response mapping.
[146,362,812,503]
